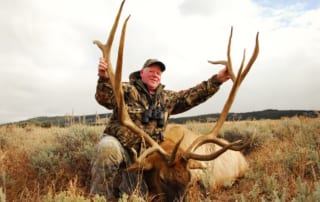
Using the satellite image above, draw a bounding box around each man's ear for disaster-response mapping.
[140,69,144,76]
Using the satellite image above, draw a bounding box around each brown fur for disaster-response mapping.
[128,124,249,201]
[165,124,249,190]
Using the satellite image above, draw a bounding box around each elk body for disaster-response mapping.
[94,0,259,201]
[164,124,249,190]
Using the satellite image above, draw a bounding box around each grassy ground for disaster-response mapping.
[1,116,319,201]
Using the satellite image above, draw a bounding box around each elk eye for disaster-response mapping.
[160,176,166,184]
[159,172,167,184]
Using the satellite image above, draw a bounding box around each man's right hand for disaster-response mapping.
[98,58,108,78]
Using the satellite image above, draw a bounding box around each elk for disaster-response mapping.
[93,0,259,201]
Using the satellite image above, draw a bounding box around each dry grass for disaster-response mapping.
[1,116,320,201]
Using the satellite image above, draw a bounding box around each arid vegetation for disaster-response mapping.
[1,116,319,201]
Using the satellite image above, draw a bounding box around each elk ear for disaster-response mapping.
[126,161,154,172]
[188,160,207,169]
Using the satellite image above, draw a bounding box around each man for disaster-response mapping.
[90,58,230,199]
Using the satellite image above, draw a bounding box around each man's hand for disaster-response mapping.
[217,67,231,83]
[98,58,108,78]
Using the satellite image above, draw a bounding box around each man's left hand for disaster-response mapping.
[217,67,231,83]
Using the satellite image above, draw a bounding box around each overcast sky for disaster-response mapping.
[1,0,319,124]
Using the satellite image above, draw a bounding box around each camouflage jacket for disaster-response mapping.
[95,71,222,151]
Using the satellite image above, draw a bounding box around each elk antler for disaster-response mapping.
[94,0,170,163]
[183,27,259,161]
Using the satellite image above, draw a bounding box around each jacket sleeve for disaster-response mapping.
[170,74,222,115]
[95,77,116,109]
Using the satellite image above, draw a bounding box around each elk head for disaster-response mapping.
[94,1,259,201]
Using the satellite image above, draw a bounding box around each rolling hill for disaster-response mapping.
[6,109,319,127]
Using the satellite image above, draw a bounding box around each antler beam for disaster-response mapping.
[183,27,259,160]
[93,0,170,162]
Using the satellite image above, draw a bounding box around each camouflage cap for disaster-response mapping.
[129,58,166,81]
[142,58,166,72]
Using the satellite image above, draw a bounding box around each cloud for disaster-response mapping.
[0,0,319,124]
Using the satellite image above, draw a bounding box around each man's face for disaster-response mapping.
[140,65,162,92]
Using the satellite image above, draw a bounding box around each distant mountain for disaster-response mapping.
[169,109,319,124]
[7,113,112,128]
[4,109,319,127]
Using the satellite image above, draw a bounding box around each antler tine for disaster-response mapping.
[184,129,256,161]
[183,28,259,159]
[168,135,185,165]
[93,0,126,97]
[193,133,252,151]
[115,14,130,121]
[183,140,241,161]
[239,32,260,84]
[208,27,236,82]
[226,27,236,82]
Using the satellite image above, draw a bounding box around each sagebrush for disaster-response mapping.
[0,116,319,201]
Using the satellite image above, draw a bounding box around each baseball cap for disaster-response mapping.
[142,58,166,72]
[129,58,166,81]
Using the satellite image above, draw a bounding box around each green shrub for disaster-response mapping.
[29,125,103,192]
[43,191,106,202]
[54,125,101,164]
[292,177,320,202]
[31,145,61,179]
